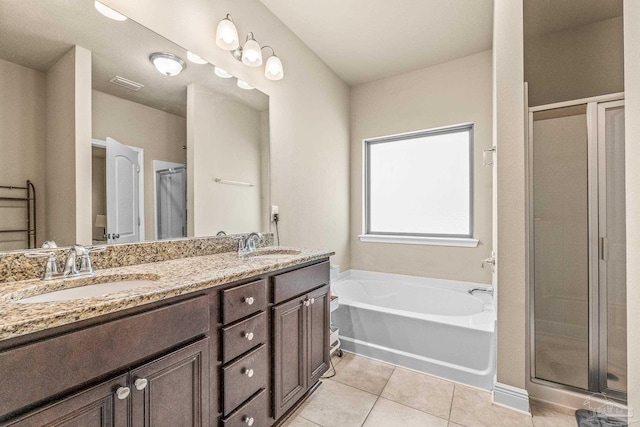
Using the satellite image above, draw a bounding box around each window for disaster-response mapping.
[362,124,476,247]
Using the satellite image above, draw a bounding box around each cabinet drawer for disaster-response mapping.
[222,345,267,416]
[222,312,266,364]
[0,295,209,418]
[222,279,267,324]
[272,261,329,304]
[222,389,267,427]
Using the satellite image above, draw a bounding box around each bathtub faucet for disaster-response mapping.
[468,287,494,296]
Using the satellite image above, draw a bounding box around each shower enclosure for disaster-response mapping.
[529,94,626,400]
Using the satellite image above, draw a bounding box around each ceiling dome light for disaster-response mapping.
[216,15,239,51]
[94,1,127,21]
[264,49,284,81]
[187,51,208,65]
[214,67,233,79]
[237,79,255,90]
[241,33,262,67]
[149,53,185,77]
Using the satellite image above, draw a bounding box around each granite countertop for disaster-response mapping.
[0,247,333,342]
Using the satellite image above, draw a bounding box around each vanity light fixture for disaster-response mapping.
[237,79,255,90]
[187,51,208,65]
[149,52,185,77]
[215,14,284,80]
[214,67,233,79]
[94,1,127,21]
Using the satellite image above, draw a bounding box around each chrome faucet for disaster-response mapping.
[63,245,106,277]
[468,287,494,296]
[239,232,261,256]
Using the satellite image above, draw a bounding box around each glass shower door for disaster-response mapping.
[532,105,590,390]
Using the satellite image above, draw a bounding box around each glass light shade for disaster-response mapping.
[214,67,233,79]
[242,38,263,67]
[187,51,208,65]
[94,1,127,21]
[149,53,185,77]
[265,55,284,80]
[237,79,255,90]
[216,18,239,51]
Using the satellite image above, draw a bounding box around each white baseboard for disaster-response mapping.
[493,382,531,414]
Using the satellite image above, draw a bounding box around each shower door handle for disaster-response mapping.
[600,237,608,260]
[483,146,496,166]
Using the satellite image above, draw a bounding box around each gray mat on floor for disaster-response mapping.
[575,409,628,426]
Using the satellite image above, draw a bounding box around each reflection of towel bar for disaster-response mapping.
[214,178,254,187]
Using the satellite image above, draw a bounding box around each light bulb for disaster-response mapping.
[187,51,208,65]
[94,1,127,21]
[241,37,262,67]
[216,16,239,51]
[265,55,284,81]
[214,67,233,79]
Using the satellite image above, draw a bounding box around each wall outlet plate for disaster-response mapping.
[271,205,279,215]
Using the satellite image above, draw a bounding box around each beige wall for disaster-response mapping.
[187,83,265,235]
[525,17,624,107]
[494,0,527,393]
[102,0,351,270]
[92,90,186,240]
[624,0,640,417]
[0,58,46,250]
[44,46,92,246]
[349,51,493,283]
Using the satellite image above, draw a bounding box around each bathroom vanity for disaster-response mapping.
[0,247,331,427]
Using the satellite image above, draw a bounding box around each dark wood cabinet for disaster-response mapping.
[130,338,209,427]
[2,375,128,427]
[272,284,330,420]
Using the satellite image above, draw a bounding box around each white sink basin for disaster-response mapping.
[16,280,158,303]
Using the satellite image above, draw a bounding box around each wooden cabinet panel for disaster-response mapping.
[0,295,209,418]
[272,261,329,304]
[1,375,128,427]
[272,297,307,420]
[307,285,330,385]
[222,345,267,416]
[222,280,267,324]
[222,389,267,427]
[130,338,209,427]
[222,312,266,364]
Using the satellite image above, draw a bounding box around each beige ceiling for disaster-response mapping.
[524,0,622,37]
[259,0,494,86]
[0,0,268,117]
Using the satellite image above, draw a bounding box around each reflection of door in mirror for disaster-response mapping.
[154,161,187,240]
[92,138,144,245]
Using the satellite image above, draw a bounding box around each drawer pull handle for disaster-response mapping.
[243,416,255,426]
[134,378,148,391]
[244,368,255,378]
[243,331,254,341]
[244,296,255,305]
[116,386,130,400]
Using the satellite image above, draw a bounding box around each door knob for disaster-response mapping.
[244,296,255,305]
[243,368,254,377]
[134,378,148,390]
[116,386,130,400]
[243,416,255,426]
[310,298,315,304]
[243,331,254,341]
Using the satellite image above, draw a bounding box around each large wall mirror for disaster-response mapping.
[0,0,270,251]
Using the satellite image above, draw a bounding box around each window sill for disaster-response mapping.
[358,234,480,248]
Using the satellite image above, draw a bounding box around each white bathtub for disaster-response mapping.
[332,270,496,389]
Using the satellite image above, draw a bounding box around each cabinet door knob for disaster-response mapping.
[303,300,310,307]
[116,386,130,400]
[243,416,255,426]
[244,368,254,378]
[134,378,148,390]
[244,296,255,305]
[310,298,315,304]
[243,331,254,341]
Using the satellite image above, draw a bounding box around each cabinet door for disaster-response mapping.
[307,285,330,386]
[130,338,209,427]
[272,297,307,420]
[2,375,128,427]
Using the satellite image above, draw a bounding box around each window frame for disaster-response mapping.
[363,123,475,240]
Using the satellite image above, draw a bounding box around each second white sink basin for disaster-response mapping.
[16,280,158,304]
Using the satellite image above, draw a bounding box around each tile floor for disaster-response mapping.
[282,352,578,427]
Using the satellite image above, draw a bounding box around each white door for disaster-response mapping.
[106,137,140,244]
